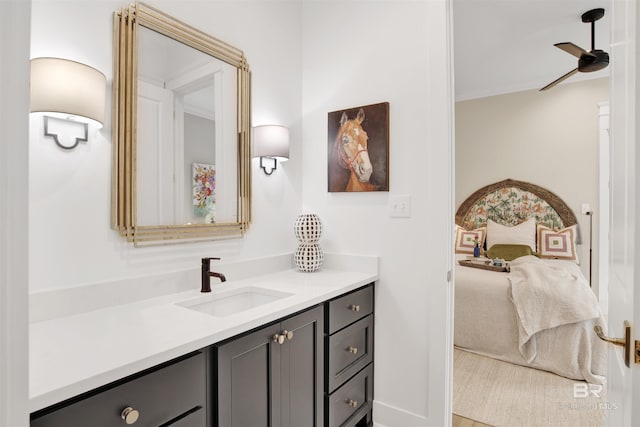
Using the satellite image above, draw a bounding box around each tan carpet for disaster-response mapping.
[453,348,606,427]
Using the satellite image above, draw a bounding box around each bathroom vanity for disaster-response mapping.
[29,258,377,427]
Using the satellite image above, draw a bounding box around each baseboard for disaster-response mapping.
[373,400,427,427]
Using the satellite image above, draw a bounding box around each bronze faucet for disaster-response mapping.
[201,257,226,292]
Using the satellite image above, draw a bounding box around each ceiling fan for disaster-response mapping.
[540,8,609,91]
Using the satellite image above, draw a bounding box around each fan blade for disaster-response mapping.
[539,68,579,91]
[554,42,589,58]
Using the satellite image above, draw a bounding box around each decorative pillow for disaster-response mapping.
[486,218,536,251]
[537,224,579,263]
[486,244,536,261]
[455,226,486,254]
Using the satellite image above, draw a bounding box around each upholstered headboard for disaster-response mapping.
[455,179,578,233]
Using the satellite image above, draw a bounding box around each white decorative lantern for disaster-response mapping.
[294,213,324,272]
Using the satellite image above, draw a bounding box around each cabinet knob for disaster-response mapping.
[121,407,140,424]
[349,304,361,312]
[272,334,285,345]
[284,330,294,341]
[345,398,358,408]
[347,346,358,355]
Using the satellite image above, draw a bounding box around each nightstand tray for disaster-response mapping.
[458,259,510,272]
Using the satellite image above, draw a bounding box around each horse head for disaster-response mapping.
[335,108,373,183]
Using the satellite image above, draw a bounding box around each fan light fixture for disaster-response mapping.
[30,57,106,150]
[540,8,609,91]
[252,125,290,175]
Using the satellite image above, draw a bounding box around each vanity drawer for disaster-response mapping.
[31,351,206,427]
[326,365,373,427]
[328,285,373,334]
[327,315,373,393]
[166,407,206,427]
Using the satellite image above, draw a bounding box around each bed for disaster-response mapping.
[454,179,607,384]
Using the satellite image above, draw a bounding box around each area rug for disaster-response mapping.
[453,348,606,427]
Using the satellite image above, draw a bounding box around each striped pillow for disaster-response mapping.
[537,224,579,263]
[455,226,486,254]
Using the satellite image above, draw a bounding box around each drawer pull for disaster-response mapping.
[284,330,294,341]
[121,406,140,424]
[272,334,285,345]
[347,346,358,355]
[345,398,359,408]
[349,304,361,312]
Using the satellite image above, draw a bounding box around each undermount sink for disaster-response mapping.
[177,286,293,317]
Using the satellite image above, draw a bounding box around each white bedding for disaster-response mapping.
[454,254,607,384]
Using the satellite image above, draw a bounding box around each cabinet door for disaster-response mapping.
[280,306,324,427]
[216,323,282,427]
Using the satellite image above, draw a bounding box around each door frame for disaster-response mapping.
[606,0,640,424]
[0,1,31,426]
[598,102,610,315]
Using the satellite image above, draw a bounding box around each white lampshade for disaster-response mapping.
[252,125,290,161]
[30,57,106,128]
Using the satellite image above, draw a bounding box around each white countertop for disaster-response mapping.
[29,261,377,413]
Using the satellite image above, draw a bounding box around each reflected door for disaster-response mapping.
[137,80,175,226]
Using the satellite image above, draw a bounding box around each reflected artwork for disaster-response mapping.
[193,163,216,223]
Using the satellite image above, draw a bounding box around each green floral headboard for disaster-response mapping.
[455,179,578,231]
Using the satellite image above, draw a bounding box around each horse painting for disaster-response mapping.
[328,103,389,192]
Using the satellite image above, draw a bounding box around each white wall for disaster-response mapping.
[1,1,31,425]
[455,77,609,290]
[302,1,453,425]
[29,0,303,291]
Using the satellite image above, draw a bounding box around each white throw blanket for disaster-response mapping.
[508,256,601,363]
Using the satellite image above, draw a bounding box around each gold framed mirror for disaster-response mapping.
[112,3,251,246]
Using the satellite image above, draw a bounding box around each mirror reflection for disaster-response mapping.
[137,26,238,226]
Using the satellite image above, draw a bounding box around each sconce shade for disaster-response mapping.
[30,57,106,127]
[253,125,290,161]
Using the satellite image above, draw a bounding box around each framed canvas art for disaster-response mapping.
[328,102,389,192]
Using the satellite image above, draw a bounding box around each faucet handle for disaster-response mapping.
[202,257,221,266]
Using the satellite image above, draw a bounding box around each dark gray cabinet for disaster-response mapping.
[326,366,373,427]
[215,305,324,427]
[30,351,207,427]
[325,284,374,427]
[327,315,373,393]
[215,322,280,427]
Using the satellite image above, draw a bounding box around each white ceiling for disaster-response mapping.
[138,26,213,85]
[453,0,610,101]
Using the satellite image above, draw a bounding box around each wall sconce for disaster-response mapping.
[30,57,106,150]
[252,125,290,175]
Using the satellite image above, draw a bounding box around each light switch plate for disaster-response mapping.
[389,195,412,218]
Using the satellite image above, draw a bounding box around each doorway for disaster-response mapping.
[451,1,611,425]
[452,81,609,425]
